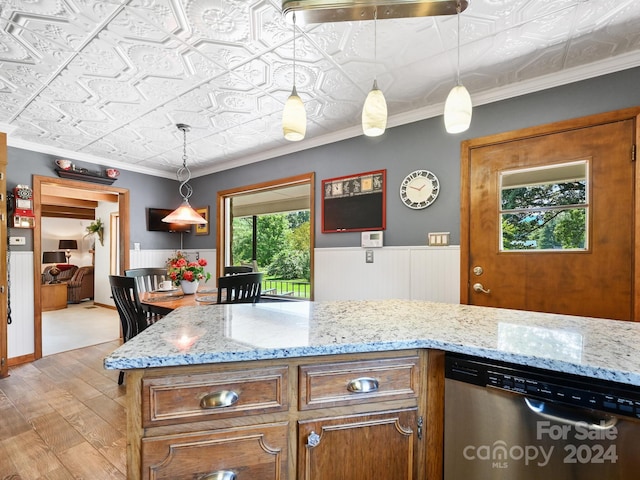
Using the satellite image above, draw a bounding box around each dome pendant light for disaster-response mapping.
[362,8,387,137]
[444,0,472,134]
[282,13,306,141]
[162,124,208,225]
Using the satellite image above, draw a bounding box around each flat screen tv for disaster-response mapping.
[147,208,192,233]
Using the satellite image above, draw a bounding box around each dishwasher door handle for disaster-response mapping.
[524,398,618,429]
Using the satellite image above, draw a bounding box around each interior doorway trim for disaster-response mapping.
[32,175,130,361]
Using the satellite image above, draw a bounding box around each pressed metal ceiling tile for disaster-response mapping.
[0,0,639,176]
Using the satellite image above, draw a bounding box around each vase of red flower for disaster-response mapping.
[167,251,211,295]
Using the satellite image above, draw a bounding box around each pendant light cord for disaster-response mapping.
[374,8,378,81]
[456,0,461,85]
[292,13,297,89]
[176,124,193,202]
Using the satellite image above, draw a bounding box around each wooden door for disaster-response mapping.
[0,132,7,378]
[298,409,418,480]
[461,110,637,320]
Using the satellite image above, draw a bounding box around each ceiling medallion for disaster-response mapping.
[282,0,468,24]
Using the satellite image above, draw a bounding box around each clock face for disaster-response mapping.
[400,170,440,209]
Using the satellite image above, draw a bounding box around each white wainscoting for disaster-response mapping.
[129,249,217,275]
[314,246,460,303]
[8,252,35,358]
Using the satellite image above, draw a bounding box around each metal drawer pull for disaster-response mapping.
[201,471,236,480]
[200,390,239,409]
[347,377,379,393]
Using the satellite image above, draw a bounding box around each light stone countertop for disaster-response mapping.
[103,300,640,387]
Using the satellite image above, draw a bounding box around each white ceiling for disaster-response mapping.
[1,0,640,179]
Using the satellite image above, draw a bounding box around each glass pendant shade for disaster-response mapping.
[283,86,306,141]
[162,199,207,224]
[444,84,472,133]
[362,80,387,137]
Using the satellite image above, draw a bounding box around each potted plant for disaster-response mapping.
[167,251,211,294]
[85,218,104,246]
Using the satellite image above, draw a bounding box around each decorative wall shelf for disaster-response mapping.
[55,168,117,185]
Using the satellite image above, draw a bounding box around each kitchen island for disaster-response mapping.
[104,300,640,479]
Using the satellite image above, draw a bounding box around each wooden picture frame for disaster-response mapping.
[321,169,386,233]
[195,206,209,235]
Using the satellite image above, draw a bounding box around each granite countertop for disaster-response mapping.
[103,300,640,387]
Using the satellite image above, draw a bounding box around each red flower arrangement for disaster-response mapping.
[167,251,211,284]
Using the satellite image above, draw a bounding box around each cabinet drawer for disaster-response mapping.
[142,366,288,427]
[142,422,288,480]
[299,356,419,410]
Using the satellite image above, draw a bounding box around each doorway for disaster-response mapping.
[33,175,130,360]
[460,107,639,321]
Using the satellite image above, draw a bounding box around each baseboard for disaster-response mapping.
[94,302,116,310]
[7,353,35,367]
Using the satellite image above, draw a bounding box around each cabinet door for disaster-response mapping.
[298,409,418,480]
[142,422,288,480]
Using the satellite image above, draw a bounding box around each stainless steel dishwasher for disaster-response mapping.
[444,353,640,479]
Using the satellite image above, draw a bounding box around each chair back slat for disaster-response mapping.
[109,275,148,341]
[125,268,168,293]
[217,272,263,304]
[224,265,253,275]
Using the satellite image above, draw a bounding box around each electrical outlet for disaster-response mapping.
[9,236,26,245]
[365,249,374,263]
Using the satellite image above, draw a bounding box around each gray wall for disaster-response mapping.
[6,149,188,251]
[189,66,640,249]
[7,66,640,251]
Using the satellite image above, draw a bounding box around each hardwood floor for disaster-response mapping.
[0,340,126,479]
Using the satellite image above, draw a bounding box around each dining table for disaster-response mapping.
[140,286,220,316]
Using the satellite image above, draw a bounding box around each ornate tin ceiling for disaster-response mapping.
[1,0,639,178]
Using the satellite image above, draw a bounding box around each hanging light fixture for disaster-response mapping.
[162,124,208,225]
[282,12,306,141]
[362,8,387,137]
[444,0,472,134]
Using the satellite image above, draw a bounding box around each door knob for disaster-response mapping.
[473,283,491,294]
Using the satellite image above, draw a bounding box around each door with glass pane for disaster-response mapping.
[462,114,636,320]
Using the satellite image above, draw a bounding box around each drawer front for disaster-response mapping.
[142,422,288,480]
[299,356,419,410]
[142,366,288,427]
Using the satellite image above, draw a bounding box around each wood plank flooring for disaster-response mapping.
[0,340,126,479]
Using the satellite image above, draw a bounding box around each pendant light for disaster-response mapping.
[362,8,387,137]
[444,0,472,134]
[282,13,306,141]
[162,124,208,225]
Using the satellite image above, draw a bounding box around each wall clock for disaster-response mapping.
[400,169,440,209]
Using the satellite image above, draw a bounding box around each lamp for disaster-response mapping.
[162,124,208,225]
[43,251,66,283]
[282,13,306,141]
[58,239,77,263]
[444,0,472,133]
[362,8,387,137]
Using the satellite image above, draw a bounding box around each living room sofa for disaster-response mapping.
[67,266,94,303]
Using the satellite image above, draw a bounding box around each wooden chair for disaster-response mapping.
[125,267,168,293]
[217,272,263,304]
[109,275,150,385]
[224,265,253,275]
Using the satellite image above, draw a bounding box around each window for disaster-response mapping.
[499,161,588,251]
[217,173,314,299]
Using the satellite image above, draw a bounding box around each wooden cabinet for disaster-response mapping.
[298,409,418,480]
[142,422,289,480]
[128,351,427,480]
[41,282,67,311]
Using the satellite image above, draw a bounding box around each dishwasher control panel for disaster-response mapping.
[446,354,640,420]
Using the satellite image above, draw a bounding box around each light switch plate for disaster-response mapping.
[9,236,26,245]
[365,249,374,263]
